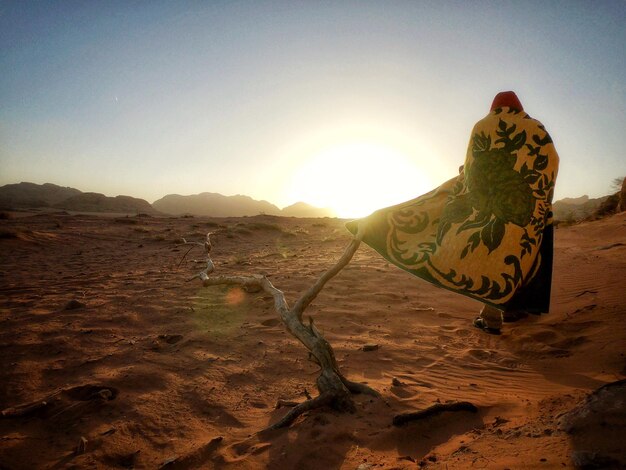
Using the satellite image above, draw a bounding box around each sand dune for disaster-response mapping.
[0,212,624,468]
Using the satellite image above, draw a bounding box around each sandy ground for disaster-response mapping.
[0,211,624,469]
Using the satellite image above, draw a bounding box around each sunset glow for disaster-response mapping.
[287,142,432,218]
[1,2,624,210]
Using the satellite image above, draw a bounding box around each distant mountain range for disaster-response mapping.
[0,182,158,214]
[0,182,335,218]
[153,192,280,217]
[3,181,616,220]
[0,182,82,208]
[60,193,156,214]
[152,192,335,218]
[552,195,610,221]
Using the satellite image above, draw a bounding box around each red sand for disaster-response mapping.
[1,211,625,469]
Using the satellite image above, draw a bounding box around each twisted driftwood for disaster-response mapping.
[181,227,380,430]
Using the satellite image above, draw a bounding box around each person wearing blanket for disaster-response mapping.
[347,91,559,334]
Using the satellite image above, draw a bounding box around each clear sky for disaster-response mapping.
[1,1,624,217]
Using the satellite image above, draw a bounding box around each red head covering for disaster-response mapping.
[490,91,523,112]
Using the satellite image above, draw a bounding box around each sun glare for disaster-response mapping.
[287,142,432,218]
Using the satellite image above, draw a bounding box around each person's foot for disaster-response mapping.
[502,310,529,323]
[473,317,501,335]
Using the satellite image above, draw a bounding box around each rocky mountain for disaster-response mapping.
[5,181,624,221]
[153,192,282,217]
[280,202,335,218]
[55,193,157,214]
[552,195,609,221]
[0,182,157,214]
[152,193,335,218]
[0,182,81,209]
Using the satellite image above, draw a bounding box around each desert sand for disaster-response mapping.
[0,211,624,469]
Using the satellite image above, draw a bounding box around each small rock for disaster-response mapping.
[160,456,178,468]
[96,389,113,400]
[453,445,470,455]
[118,451,140,467]
[571,451,621,468]
[74,436,88,455]
[362,344,379,352]
[392,377,404,386]
[493,416,509,427]
[65,299,86,310]
[158,334,183,344]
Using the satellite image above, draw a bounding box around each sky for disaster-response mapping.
[1,1,625,217]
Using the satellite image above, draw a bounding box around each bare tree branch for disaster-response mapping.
[292,229,363,321]
[184,222,378,429]
[263,393,334,431]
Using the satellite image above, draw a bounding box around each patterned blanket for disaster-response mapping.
[347,104,559,311]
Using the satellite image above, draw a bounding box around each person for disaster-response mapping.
[347,91,559,334]
[471,91,559,334]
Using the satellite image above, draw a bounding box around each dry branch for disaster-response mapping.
[1,400,49,418]
[392,401,478,426]
[182,222,380,429]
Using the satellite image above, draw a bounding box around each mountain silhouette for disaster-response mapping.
[0,182,81,209]
[0,182,156,214]
[153,192,335,218]
[56,192,157,214]
[1,183,333,217]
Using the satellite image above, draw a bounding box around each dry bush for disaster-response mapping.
[114,217,138,225]
[0,229,20,239]
[227,254,250,265]
[611,176,625,191]
[241,221,282,231]
[231,226,252,235]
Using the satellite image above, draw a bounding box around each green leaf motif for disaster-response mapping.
[469,231,480,249]
[525,144,540,156]
[533,133,553,146]
[473,132,491,153]
[524,173,540,184]
[510,130,527,151]
[436,220,452,245]
[480,218,505,253]
[442,195,473,223]
[457,211,489,234]
[534,153,548,171]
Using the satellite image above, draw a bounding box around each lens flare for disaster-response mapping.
[287,142,432,218]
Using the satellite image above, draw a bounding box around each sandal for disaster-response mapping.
[502,310,529,323]
[473,317,501,335]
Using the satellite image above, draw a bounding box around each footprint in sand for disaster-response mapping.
[260,318,281,327]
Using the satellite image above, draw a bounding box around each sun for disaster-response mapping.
[287,142,432,218]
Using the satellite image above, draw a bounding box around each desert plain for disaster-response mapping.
[0,210,625,469]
